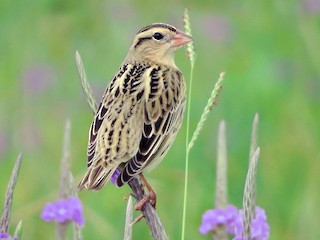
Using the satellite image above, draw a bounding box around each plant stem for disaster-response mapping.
[181,57,195,240]
[128,178,168,240]
[56,120,72,240]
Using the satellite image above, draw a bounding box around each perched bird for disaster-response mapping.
[78,23,192,204]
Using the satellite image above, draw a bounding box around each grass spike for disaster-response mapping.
[75,51,98,114]
[213,120,228,240]
[249,113,259,161]
[215,120,228,208]
[0,153,23,233]
[187,72,225,152]
[242,147,260,239]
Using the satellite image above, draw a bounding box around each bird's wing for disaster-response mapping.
[117,66,186,186]
[79,63,149,190]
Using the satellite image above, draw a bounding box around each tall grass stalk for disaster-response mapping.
[248,113,259,215]
[56,119,71,240]
[182,9,224,240]
[58,119,71,199]
[54,119,83,240]
[181,9,195,240]
[215,121,227,208]
[213,121,228,240]
[69,173,83,240]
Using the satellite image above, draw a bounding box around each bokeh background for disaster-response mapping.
[1,0,319,239]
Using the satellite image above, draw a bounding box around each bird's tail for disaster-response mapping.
[78,165,116,190]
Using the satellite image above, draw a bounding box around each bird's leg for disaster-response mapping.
[129,174,157,224]
[135,174,157,210]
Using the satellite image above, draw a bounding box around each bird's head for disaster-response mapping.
[126,23,192,66]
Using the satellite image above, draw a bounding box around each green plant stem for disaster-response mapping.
[181,62,194,240]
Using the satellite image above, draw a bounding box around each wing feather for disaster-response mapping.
[79,62,186,190]
[79,62,149,190]
[117,66,186,186]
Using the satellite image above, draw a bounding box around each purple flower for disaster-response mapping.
[233,237,246,240]
[0,233,18,240]
[0,233,10,239]
[41,196,84,227]
[110,168,121,185]
[199,205,238,235]
[233,206,270,240]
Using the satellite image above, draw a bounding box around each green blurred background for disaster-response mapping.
[1,0,319,239]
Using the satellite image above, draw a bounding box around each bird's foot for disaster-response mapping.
[134,189,157,210]
[131,191,156,225]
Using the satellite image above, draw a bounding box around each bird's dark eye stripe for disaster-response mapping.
[134,32,164,49]
[134,36,152,48]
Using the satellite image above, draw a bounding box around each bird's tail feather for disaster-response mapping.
[78,166,116,190]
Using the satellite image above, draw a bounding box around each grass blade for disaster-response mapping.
[75,51,98,114]
[213,121,228,240]
[123,196,134,240]
[242,147,260,239]
[13,220,23,240]
[181,8,195,240]
[69,173,83,240]
[58,119,71,199]
[249,113,259,161]
[56,119,72,240]
[215,120,228,208]
[187,72,224,152]
[0,153,23,233]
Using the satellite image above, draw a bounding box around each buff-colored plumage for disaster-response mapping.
[79,23,192,190]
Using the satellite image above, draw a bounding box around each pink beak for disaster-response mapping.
[171,29,193,47]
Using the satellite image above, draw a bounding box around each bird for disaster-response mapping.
[78,23,192,207]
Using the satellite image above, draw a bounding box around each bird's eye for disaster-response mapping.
[153,32,164,40]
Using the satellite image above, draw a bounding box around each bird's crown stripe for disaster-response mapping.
[137,23,176,34]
